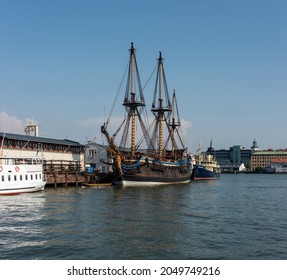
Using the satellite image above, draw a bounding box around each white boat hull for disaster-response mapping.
[0,182,46,195]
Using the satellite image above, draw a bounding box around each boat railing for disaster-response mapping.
[0,157,44,165]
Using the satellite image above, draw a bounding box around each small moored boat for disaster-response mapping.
[82,183,111,188]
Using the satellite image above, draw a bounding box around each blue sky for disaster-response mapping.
[0,0,286,152]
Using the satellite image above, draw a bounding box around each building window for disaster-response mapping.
[89,149,96,159]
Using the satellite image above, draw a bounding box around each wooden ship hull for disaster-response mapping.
[114,159,191,186]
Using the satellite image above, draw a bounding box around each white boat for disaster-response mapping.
[0,157,46,195]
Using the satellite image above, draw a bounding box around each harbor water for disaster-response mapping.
[1,174,287,260]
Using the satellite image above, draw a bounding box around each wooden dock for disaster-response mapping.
[45,171,88,187]
[44,160,87,187]
[43,160,116,187]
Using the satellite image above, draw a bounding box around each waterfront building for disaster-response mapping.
[203,139,287,172]
[230,145,251,165]
[250,150,287,171]
[220,163,246,173]
[210,149,230,164]
[209,145,251,165]
[84,142,113,173]
[207,139,260,169]
[0,131,85,170]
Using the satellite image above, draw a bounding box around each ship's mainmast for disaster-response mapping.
[151,52,172,160]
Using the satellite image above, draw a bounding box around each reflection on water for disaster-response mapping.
[0,192,46,254]
[1,174,287,259]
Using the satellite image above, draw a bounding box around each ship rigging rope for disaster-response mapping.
[142,64,157,94]
[106,61,129,127]
[135,117,156,150]
[106,62,157,129]
[113,115,127,139]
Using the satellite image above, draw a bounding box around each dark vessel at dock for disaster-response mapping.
[191,142,221,180]
[191,163,221,180]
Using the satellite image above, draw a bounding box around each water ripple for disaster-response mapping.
[1,174,287,259]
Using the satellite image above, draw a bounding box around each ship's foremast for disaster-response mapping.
[122,43,146,159]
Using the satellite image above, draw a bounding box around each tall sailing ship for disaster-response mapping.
[101,43,192,186]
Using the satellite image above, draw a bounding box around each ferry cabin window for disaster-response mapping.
[8,175,11,181]
[35,174,38,180]
[14,175,17,181]
[1,175,4,182]
[39,174,42,179]
[20,175,23,181]
[31,174,33,180]
[25,174,28,180]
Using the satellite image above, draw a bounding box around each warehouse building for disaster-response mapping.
[0,126,86,185]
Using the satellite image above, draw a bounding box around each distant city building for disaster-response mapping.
[220,163,246,173]
[207,140,259,167]
[210,149,230,164]
[205,139,262,171]
[207,139,287,172]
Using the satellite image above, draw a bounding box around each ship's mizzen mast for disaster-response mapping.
[170,90,178,155]
[165,90,186,155]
